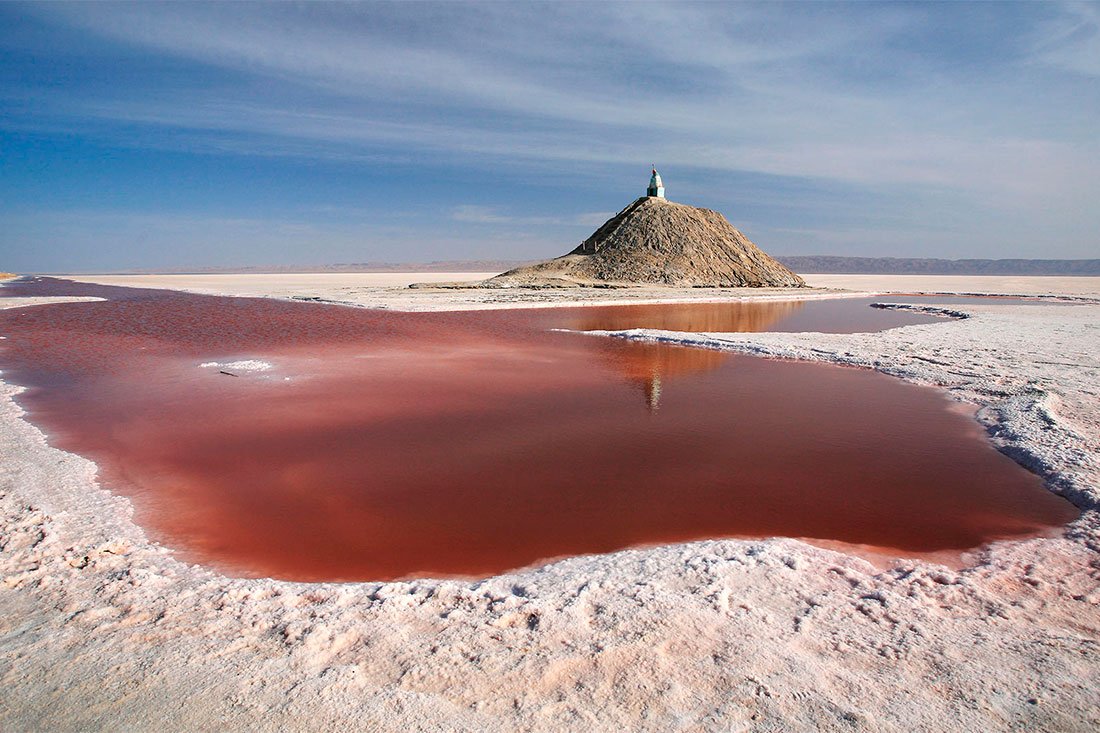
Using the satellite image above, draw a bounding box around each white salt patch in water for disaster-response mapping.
[199,359,273,372]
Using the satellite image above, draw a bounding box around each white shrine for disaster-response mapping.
[646,167,665,198]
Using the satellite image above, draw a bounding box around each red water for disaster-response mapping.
[0,278,1078,581]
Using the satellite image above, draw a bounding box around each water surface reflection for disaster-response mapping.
[0,278,1077,580]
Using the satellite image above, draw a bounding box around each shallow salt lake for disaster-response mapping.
[0,278,1078,581]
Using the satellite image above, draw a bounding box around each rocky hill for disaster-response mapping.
[487,196,804,288]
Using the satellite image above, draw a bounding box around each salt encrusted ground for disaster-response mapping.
[53,271,834,310]
[52,272,1100,303]
[1,276,1098,732]
[0,296,105,311]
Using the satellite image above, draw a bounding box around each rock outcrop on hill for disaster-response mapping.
[488,196,804,288]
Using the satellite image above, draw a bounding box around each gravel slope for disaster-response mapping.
[490,197,805,288]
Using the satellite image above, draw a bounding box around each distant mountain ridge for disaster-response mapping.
[776,257,1100,276]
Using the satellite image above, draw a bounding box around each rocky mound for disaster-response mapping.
[488,196,804,288]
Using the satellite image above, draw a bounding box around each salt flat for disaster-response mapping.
[58,272,1100,308]
[0,296,105,310]
[1,274,1097,731]
[58,271,830,310]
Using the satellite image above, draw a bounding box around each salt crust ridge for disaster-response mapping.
[1,293,1098,731]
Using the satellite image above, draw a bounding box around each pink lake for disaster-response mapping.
[0,278,1078,581]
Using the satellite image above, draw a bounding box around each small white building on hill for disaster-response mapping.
[646,168,665,198]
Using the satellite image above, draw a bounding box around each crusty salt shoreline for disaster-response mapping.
[1,276,1098,731]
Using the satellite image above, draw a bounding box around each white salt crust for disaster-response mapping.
[1,279,1098,732]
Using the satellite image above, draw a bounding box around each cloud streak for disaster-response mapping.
[451,206,614,227]
[2,1,1098,264]
[19,5,1094,171]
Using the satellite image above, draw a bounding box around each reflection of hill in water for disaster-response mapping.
[570,299,805,333]
[569,300,803,410]
[602,341,729,410]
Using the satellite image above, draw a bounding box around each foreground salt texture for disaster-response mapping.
[1,277,1098,731]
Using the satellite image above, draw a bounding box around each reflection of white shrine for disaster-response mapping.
[643,371,662,412]
[646,167,665,198]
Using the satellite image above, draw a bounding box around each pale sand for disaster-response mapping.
[57,272,1100,310]
[1,274,1097,731]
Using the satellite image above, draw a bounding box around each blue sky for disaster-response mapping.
[1,1,1098,271]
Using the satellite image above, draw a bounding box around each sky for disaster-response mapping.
[1,1,1098,272]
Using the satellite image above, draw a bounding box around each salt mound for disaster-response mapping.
[489,196,805,288]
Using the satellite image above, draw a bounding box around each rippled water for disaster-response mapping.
[0,278,1077,580]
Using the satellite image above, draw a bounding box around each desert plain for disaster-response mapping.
[0,272,1098,731]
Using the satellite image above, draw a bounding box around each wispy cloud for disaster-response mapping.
[451,206,614,227]
[451,206,513,224]
[1030,1,1100,77]
[18,1,1096,190]
[2,208,571,271]
[3,2,1098,263]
